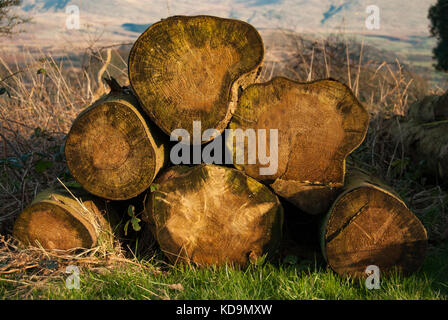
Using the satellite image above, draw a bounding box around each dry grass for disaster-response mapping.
[0,45,131,233]
[260,33,438,116]
[0,234,162,299]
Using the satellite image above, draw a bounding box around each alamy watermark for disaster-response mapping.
[66,5,80,30]
[365,5,380,30]
[170,121,278,175]
[365,265,380,289]
[65,265,80,289]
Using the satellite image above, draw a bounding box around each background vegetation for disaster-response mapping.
[429,0,448,72]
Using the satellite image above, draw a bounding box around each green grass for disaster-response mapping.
[1,244,447,300]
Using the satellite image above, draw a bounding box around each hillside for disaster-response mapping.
[8,0,436,49]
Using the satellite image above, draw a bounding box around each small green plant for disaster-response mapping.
[63,181,82,189]
[248,252,268,267]
[283,255,299,265]
[34,159,53,173]
[124,205,141,236]
[31,127,54,141]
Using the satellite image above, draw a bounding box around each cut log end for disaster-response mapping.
[13,201,97,250]
[322,173,428,278]
[65,94,166,200]
[129,15,264,141]
[229,77,369,214]
[145,164,283,266]
[12,189,118,251]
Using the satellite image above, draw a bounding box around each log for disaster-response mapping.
[407,89,448,123]
[382,92,448,182]
[228,77,369,214]
[320,169,428,278]
[128,15,264,142]
[65,89,168,200]
[391,120,448,182]
[13,188,120,250]
[144,164,283,266]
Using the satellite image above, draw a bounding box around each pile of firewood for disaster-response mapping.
[12,15,429,278]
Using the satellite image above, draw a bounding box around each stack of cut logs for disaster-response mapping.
[12,16,430,278]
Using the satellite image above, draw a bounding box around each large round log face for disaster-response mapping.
[65,98,161,200]
[146,165,283,266]
[324,186,428,278]
[231,78,368,183]
[129,15,264,140]
[229,77,369,214]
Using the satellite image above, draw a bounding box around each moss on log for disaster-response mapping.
[320,169,428,278]
[128,15,264,142]
[228,77,369,214]
[13,188,120,250]
[144,164,283,266]
[65,91,167,200]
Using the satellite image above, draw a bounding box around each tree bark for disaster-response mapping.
[144,164,283,266]
[320,168,428,278]
[13,188,120,250]
[128,15,264,143]
[228,77,369,214]
[65,90,168,200]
